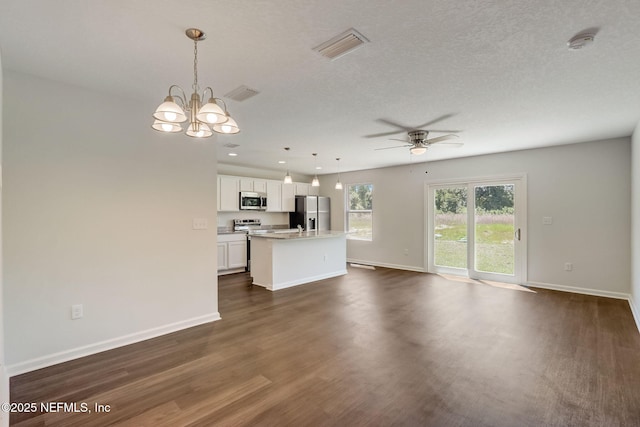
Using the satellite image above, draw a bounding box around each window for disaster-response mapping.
[347,183,373,240]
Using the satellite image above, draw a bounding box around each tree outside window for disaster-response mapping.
[347,184,373,240]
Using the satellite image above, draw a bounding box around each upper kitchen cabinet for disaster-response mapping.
[266,181,282,212]
[239,178,253,192]
[240,178,267,193]
[282,182,295,212]
[253,180,267,193]
[219,175,240,211]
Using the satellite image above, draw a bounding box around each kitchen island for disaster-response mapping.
[249,230,347,291]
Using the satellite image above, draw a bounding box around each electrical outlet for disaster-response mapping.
[403,248,409,256]
[543,217,553,225]
[564,262,573,271]
[71,304,83,320]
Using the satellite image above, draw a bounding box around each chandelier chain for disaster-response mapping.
[192,39,199,93]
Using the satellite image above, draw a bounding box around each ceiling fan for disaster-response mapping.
[365,114,462,155]
[376,130,462,155]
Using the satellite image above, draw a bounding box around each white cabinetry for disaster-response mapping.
[217,242,228,270]
[218,233,247,275]
[219,176,240,211]
[282,182,295,212]
[217,174,310,212]
[253,179,267,193]
[239,178,267,193]
[228,240,247,269]
[239,178,253,192]
[266,180,282,212]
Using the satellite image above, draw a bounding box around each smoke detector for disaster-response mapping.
[568,32,595,50]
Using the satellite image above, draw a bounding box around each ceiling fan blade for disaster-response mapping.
[375,118,414,131]
[364,129,406,139]
[374,144,412,151]
[389,138,410,142]
[414,113,455,130]
[426,134,459,144]
[424,129,462,134]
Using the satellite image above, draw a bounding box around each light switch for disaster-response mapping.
[542,217,553,225]
[192,218,208,230]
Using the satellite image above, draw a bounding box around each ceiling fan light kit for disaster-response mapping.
[152,28,239,138]
[410,146,427,155]
[369,116,462,156]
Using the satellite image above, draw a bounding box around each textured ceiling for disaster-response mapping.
[1,0,639,176]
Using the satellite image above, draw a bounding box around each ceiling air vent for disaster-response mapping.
[313,28,369,60]
[224,85,260,102]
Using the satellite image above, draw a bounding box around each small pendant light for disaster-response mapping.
[311,153,320,187]
[335,158,343,190]
[283,147,293,184]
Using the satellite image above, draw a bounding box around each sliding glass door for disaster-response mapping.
[427,177,526,284]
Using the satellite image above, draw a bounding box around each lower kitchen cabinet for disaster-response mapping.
[218,234,247,275]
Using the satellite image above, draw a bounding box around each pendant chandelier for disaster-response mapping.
[152,28,239,138]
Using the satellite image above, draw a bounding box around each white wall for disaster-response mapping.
[3,72,220,374]
[631,122,640,328]
[320,138,631,295]
[0,47,8,427]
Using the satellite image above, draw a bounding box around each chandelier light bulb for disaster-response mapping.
[151,119,182,133]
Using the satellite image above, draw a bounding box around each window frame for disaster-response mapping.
[345,183,374,241]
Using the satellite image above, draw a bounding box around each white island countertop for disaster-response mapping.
[249,230,346,240]
[249,230,347,291]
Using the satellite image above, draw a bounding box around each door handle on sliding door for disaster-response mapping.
[515,228,521,241]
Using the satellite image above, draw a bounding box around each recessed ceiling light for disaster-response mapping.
[316,166,322,170]
[278,160,286,164]
[228,152,238,157]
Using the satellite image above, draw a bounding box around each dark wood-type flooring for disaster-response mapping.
[10,267,640,426]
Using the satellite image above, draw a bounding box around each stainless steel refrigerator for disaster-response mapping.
[289,196,331,231]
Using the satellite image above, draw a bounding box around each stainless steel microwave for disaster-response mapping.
[239,192,267,210]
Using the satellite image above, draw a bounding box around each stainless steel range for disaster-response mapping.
[233,219,261,272]
[233,218,261,232]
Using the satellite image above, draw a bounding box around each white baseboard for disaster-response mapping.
[347,258,426,273]
[526,281,630,300]
[255,270,348,291]
[7,312,221,377]
[629,295,640,334]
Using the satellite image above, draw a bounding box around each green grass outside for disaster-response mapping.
[434,216,514,274]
